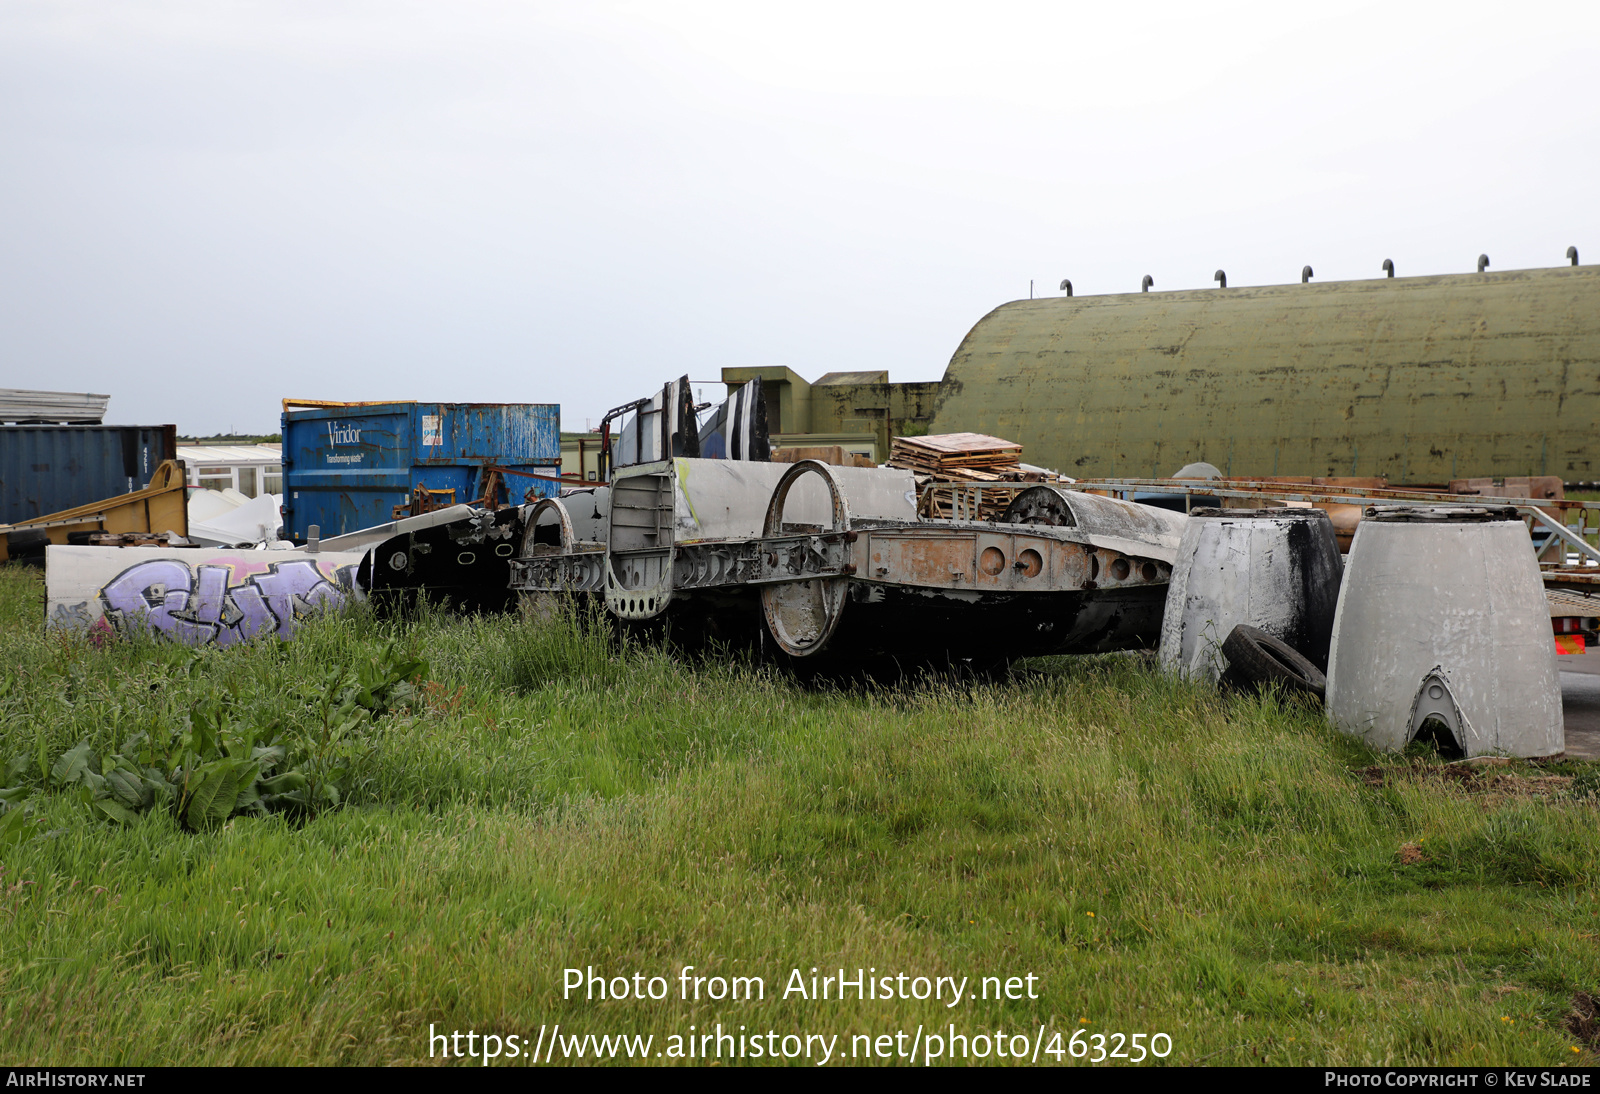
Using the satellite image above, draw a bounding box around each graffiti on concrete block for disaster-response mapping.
[94,555,356,646]
[44,546,368,648]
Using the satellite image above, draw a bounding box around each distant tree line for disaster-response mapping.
[176,433,282,444]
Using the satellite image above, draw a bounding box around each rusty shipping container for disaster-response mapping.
[929,264,1600,482]
[0,424,178,526]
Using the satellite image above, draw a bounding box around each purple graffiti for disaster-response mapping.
[99,557,350,647]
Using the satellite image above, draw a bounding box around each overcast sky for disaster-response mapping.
[2,1,1596,435]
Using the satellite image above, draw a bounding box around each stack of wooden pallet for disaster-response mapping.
[889,433,1023,478]
[887,433,1039,519]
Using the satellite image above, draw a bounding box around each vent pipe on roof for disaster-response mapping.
[1059,279,1072,296]
[1214,270,1226,288]
[1141,275,1153,292]
[1302,265,1314,283]
[1568,246,1580,266]
[1382,258,1394,278]
[1478,254,1490,273]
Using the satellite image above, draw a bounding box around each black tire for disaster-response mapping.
[4,528,49,567]
[6,528,49,553]
[1221,624,1327,700]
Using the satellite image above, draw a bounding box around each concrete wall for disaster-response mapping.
[721,367,938,458]
[808,372,940,455]
[46,545,364,646]
[721,366,812,437]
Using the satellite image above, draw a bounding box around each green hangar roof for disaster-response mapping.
[928,264,1600,482]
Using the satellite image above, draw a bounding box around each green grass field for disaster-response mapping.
[2,563,1598,1067]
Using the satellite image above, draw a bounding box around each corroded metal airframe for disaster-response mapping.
[508,458,1178,660]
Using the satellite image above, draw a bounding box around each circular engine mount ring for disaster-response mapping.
[760,460,852,658]
[519,496,576,557]
[1001,485,1077,527]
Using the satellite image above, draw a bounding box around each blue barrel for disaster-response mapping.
[281,402,560,540]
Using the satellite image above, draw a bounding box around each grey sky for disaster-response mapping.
[2,1,1595,434]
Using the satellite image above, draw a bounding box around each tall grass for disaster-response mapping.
[1,563,1597,1066]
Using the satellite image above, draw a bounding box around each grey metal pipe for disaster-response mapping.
[1302,265,1313,283]
[1141,275,1153,292]
[1214,270,1227,288]
[1478,254,1490,273]
[1382,258,1394,278]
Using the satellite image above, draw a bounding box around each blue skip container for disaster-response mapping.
[281,401,560,540]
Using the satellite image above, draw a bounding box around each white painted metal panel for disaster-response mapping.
[318,504,478,552]
[541,487,609,544]
[1007,486,1189,563]
[671,458,917,543]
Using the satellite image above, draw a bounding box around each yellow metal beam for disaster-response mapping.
[0,460,190,562]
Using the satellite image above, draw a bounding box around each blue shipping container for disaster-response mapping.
[281,402,560,540]
[1,425,177,525]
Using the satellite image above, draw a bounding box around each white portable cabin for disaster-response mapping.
[176,444,283,499]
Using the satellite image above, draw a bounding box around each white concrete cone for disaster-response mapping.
[1326,506,1563,758]
[1159,508,1343,683]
